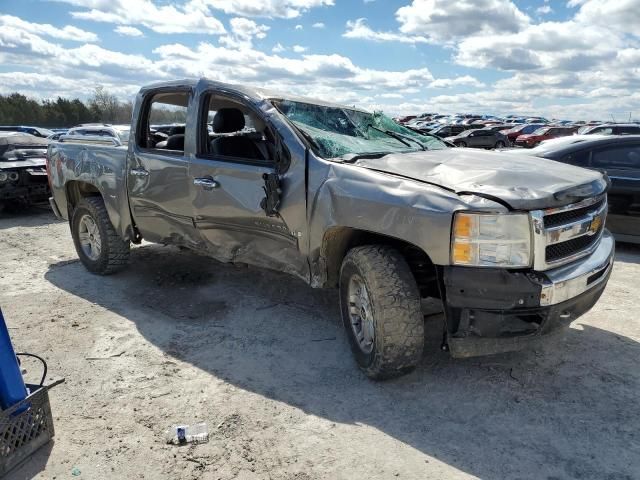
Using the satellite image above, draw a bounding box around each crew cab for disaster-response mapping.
[47,79,614,379]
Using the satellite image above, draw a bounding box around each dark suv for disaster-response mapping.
[445,128,509,149]
[582,124,640,136]
[430,124,473,138]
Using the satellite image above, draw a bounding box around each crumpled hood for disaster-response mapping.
[353,149,607,210]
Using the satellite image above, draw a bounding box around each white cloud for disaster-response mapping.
[272,42,286,52]
[395,0,530,44]
[0,14,98,42]
[536,5,552,15]
[312,22,325,28]
[201,0,334,19]
[220,17,270,49]
[56,0,226,35]
[428,75,485,88]
[292,45,307,53]
[114,26,144,37]
[343,18,429,44]
[573,0,640,34]
[295,24,303,30]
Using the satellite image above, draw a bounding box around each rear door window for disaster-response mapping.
[138,90,189,153]
[591,144,640,169]
[616,126,640,135]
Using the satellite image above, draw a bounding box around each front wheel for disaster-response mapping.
[495,140,505,149]
[457,141,467,147]
[71,197,130,275]
[339,246,424,380]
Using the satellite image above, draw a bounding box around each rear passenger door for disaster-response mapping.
[187,88,310,281]
[591,143,640,207]
[127,88,199,246]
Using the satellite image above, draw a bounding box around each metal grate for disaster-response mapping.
[0,384,57,477]
[546,232,601,263]
[544,199,605,228]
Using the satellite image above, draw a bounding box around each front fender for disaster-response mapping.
[308,161,468,267]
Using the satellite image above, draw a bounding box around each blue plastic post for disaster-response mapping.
[0,309,28,410]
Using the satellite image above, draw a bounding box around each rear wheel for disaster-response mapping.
[495,140,505,148]
[71,197,130,275]
[339,245,424,380]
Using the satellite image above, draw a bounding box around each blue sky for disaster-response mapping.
[0,1,638,120]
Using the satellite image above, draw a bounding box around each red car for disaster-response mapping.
[503,123,546,143]
[515,126,578,148]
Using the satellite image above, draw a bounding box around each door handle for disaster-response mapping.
[193,177,219,190]
[130,167,149,177]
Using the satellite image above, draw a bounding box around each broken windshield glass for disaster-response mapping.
[271,99,447,159]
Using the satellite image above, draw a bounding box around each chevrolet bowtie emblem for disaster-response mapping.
[589,214,603,235]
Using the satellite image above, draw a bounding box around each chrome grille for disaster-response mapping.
[531,195,607,271]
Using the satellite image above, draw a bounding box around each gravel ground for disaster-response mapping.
[1,208,639,480]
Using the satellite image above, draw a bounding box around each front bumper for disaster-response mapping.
[442,230,615,358]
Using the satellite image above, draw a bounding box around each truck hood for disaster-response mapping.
[353,149,607,210]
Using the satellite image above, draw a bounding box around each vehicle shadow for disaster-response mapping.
[44,245,640,480]
[615,242,640,265]
[0,205,61,230]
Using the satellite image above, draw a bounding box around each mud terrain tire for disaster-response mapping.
[339,245,424,380]
[71,197,130,275]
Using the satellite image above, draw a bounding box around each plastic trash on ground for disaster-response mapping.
[165,423,209,445]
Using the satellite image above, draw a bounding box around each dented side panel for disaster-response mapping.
[47,142,132,239]
[307,157,471,270]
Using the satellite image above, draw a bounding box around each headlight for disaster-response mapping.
[451,212,532,267]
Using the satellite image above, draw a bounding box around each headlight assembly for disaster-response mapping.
[451,212,532,268]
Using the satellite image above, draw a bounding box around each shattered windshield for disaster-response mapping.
[271,99,447,159]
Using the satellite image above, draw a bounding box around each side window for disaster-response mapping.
[617,126,640,135]
[563,149,591,166]
[592,145,640,169]
[138,91,189,152]
[198,93,275,164]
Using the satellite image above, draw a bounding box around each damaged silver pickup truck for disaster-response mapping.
[47,79,614,379]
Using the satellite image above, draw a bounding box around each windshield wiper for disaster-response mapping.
[388,131,428,151]
[341,152,391,163]
[365,124,426,151]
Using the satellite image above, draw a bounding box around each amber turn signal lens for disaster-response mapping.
[453,214,473,238]
[452,241,472,264]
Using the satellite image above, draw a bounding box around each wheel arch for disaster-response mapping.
[317,226,439,298]
[65,180,140,243]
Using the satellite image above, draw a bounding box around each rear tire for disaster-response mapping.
[71,197,130,275]
[339,245,424,380]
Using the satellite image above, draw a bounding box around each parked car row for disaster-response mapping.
[395,111,640,150]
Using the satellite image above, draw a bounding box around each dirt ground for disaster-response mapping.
[1,207,639,480]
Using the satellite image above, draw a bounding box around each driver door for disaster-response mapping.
[187,89,310,281]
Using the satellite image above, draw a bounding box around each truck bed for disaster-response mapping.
[47,141,132,238]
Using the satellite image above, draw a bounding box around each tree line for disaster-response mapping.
[0,87,186,128]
